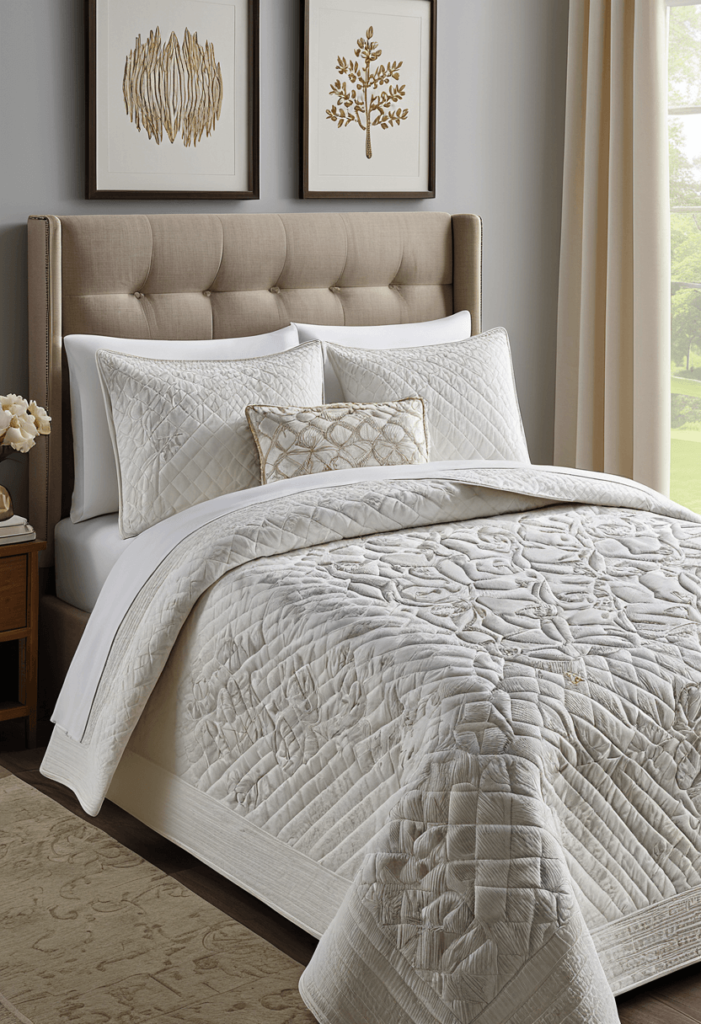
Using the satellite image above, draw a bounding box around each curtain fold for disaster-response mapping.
[555,0,670,494]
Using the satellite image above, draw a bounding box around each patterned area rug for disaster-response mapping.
[0,770,316,1023]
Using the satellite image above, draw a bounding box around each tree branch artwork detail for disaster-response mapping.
[123,27,223,147]
[326,26,408,159]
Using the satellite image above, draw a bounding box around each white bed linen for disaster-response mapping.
[55,514,132,613]
[49,460,698,783]
[42,464,701,1024]
[326,327,530,463]
[51,462,523,740]
[97,343,325,538]
[293,311,472,402]
[65,326,300,522]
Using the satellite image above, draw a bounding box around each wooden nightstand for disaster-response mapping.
[0,539,46,747]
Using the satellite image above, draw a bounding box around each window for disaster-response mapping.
[668,1,701,511]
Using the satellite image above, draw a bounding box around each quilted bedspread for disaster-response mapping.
[42,463,701,1024]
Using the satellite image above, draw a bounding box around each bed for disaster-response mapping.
[28,212,701,1024]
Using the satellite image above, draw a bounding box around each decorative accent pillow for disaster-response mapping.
[293,311,473,402]
[325,327,530,464]
[96,343,324,538]
[65,326,300,523]
[246,398,429,485]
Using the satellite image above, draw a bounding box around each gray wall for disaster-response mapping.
[0,0,569,519]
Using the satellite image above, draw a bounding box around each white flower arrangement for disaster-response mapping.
[0,394,51,460]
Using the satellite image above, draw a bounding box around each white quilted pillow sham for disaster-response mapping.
[293,311,473,402]
[96,343,324,538]
[65,326,300,523]
[326,327,530,464]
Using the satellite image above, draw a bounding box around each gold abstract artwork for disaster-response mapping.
[123,27,223,147]
[326,25,408,159]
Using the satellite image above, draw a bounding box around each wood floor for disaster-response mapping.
[2,720,701,1023]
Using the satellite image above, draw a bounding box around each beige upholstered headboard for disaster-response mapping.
[27,211,482,566]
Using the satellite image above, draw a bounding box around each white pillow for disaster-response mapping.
[96,343,324,538]
[325,327,530,464]
[65,326,300,522]
[293,311,472,402]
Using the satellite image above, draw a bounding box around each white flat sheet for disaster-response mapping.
[54,514,133,613]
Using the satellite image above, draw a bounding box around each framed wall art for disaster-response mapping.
[301,0,436,199]
[86,0,259,199]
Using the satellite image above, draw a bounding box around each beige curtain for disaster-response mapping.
[555,0,670,494]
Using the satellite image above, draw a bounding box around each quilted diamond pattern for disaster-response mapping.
[97,343,324,536]
[326,327,530,463]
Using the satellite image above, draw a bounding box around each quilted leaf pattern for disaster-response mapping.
[246,397,429,483]
[43,465,701,1024]
[97,344,324,536]
[326,327,530,463]
[131,498,701,1022]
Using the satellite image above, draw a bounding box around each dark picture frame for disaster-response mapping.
[301,0,436,199]
[86,0,259,200]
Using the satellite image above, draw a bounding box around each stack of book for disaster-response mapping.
[0,515,36,545]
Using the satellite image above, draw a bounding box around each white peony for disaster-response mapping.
[28,401,51,435]
[0,394,51,455]
[1,394,28,417]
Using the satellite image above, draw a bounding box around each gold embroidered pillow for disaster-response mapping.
[246,398,429,484]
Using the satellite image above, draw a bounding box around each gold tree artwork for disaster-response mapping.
[123,27,223,147]
[326,26,408,159]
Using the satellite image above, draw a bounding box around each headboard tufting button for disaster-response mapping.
[269,285,280,294]
[134,291,143,299]
[203,289,212,298]
[329,285,340,293]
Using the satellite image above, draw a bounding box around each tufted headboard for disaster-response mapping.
[27,211,482,566]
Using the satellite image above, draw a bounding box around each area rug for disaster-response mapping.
[0,771,317,1023]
